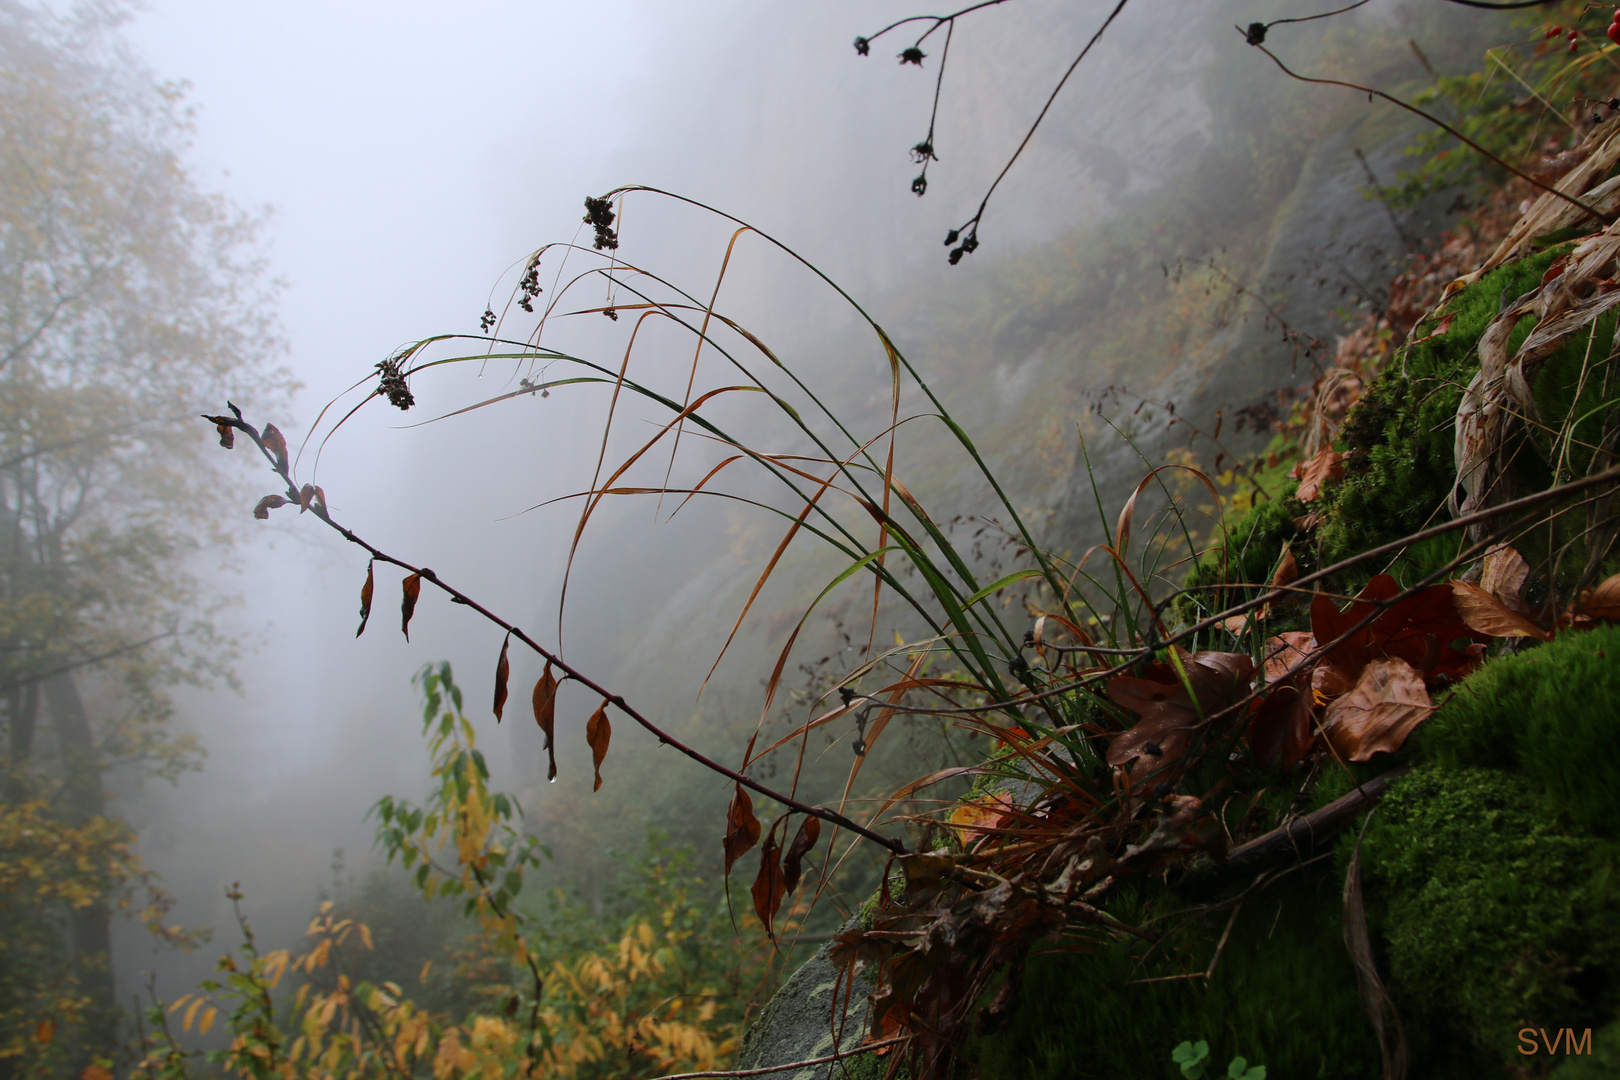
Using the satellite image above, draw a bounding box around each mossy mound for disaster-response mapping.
[966,626,1620,1079]
[1187,244,1620,612]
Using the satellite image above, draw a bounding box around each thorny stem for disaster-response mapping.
[1249,40,1616,226]
[208,409,909,857]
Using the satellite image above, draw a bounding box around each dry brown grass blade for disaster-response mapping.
[661,227,755,504]
[1113,460,1223,566]
[1344,830,1409,1080]
[867,328,905,664]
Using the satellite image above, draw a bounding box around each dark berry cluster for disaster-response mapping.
[375,357,414,411]
[517,252,543,313]
[944,227,979,265]
[583,196,619,251]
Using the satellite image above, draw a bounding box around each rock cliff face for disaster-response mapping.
[733,919,875,1080]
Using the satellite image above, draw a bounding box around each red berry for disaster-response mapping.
[1548,24,1564,38]
[1573,37,1581,52]
[1610,22,1620,46]
[1571,29,1581,40]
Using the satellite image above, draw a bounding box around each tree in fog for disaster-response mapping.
[0,1,288,1069]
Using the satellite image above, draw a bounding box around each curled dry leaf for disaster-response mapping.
[1321,656,1435,762]
[1577,571,1620,620]
[1247,672,1316,771]
[252,494,287,520]
[1480,544,1531,607]
[1451,581,1551,640]
[782,814,821,893]
[400,572,422,641]
[723,783,761,877]
[205,416,235,449]
[261,422,289,472]
[298,483,316,512]
[585,701,611,792]
[751,824,787,935]
[355,560,374,638]
[492,632,511,721]
[533,664,558,781]
[1290,446,1345,502]
[948,791,1014,849]
[1271,546,1299,588]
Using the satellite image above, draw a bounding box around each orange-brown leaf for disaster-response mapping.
[585,701,611,791]
[723,783,761,877]
[1321,656,1435,762]
[33,1017,53,1044]
[1263,631,1317,683]
[1577,572,1620,620]
[1291,446,1344,502]
[253,494,286,520]
[298,483,316,512]
[1248,672,1316,770]
[355,560,374,638]
[751,826,786,935]
[1480,544,1531,606]
[533,665,558,780]
[261,423,289,471]
[492,633,511,721]
[1271,546,1299,588]
[401,573,422,641]
[1451,581,1551,640]
[782,814,821,893]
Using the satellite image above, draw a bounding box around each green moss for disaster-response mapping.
[1418,625,1620,837]
[970,873,1378,1079]
[1317,247,1573,566]
[1549,1019,1620,1078]
[1358,763,1620,1067]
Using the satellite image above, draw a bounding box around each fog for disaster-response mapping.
[94,0,1501,1016]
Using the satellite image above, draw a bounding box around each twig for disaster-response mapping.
[207,409,908,857]
[1247,40,1614,226]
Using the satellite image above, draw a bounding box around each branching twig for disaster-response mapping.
[206,407,909,857]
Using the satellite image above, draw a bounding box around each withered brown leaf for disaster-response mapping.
[298,484,316,513]
[205,416,235,449]
[1451,581,1551,640]
[401,572,423,640]
[533,664,558,781]
[253,494,287,520]
[1321,656,1435,761]
[782,815,821,893]
[261,423,289,473]
[723,783,761,877]
[492,632,511,721]
[751,825,787,935]
[1291,446,1345,503]
[1577,572,1620,620]
[1480,544,1531,607]
[585,701,611,791]
[356,560,375,638]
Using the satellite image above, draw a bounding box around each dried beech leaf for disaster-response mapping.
[1321,657,1435,761]
[1270,546,1299,588]
[298,483,316,512]
[585,701,611,791]
[948,791,1014,848]
[1291,447,1344,502]
[261,423,289,472]
[782,815,821,893]
[401,572,422,640]
[492,632,511,721]
[355,560,375,638]
[1263,631,1317,683]
[1578,572,1620,620]
[723,783,761,877]
[253,494,287,520]
[533,665,558,781]
[751,826,786,935]
[1248,672,1315,770]
[1451,581,1551,640]
[1480,544,1530,605]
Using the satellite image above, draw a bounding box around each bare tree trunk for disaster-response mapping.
[43,671,116,1062]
